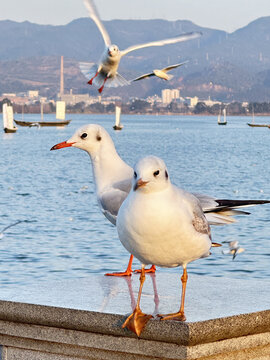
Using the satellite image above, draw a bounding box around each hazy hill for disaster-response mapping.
[1,17,270,101]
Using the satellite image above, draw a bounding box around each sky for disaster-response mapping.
[1,0,270,33]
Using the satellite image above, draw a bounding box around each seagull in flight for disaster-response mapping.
[222,240,245,260]
[80,0,202,93]
[132,62,188,82]
[0,220,24,239]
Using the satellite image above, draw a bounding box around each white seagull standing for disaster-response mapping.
[51,124,270,276]
[132,62,188,82]
[117,156,216,336]
[80,0,202,93]
[51,124,155,276]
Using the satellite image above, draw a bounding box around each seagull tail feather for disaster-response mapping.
[106,73,130,88]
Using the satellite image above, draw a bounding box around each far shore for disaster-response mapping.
[9,111,270,117]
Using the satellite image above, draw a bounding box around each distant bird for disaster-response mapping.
[0,220,24,239]
[80,0,202,93]
[132,62,188,82]
[51,124,270,277]
[222,240,245,260]
[117,156,217,336]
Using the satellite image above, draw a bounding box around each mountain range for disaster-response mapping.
[1,16,270,101]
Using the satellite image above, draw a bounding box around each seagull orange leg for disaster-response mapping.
[88,71,99,85]
[122,266,153,336]
[134,264,156,274]
[98,76,108,93]
[157,266,188,321]
[105,254,133,277]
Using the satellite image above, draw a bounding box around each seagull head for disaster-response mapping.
[108,44,119,58]
[133,156,170,193]
[50,124,115,157]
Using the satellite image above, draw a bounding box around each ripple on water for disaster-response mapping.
[0,114,269,286]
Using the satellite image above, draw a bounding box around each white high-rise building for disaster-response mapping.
[162,89,180,104]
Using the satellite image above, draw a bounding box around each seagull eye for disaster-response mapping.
[153,170,160,177]
[165,170,168,179]
[134,171,137,179]
[96,135,102,141]
[81,133,87,139]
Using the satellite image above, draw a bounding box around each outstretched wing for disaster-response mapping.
[83,0,111,47]
[161,61,189,72]
[79,62,96,78]
[132,72,155,82]
[121,31,201,57]
[1,220,24,233]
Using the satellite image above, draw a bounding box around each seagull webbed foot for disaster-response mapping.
[105,269,132,277]
[122,307,153,336]
[98,85,104,93]
[134,265,156,274]
[157,311,186,321]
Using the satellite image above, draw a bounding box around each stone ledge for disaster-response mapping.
[0,300,269,347]
[0,316,269,360]
[0,274,268,359]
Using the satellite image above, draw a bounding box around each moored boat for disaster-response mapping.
[2,102,18,133]
[14,100,71,127]
[218,108,227,125]
[113,105,123,130]
[14,119,71,127]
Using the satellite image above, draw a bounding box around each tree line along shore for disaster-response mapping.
[1,98,270,116]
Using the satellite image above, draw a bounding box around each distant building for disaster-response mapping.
[162,89,180,104]
[203,97,222,106]
[101,96,122,105]
[28,90,39,98]
[59,89,93,105]
[2,93,16,98]
[185,96,199,107]
[147,95,162,105]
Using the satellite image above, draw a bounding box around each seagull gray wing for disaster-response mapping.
[120,32,202,57]
[175,188,212,245]
[98,179,132,225]
[84,0,111,47]
[161,61,188,72]
[132,72,155,82]
[1,220,23,233]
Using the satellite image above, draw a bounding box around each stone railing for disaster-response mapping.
[0,273,269,359]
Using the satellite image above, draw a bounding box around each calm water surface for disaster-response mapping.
[0,114,269,288]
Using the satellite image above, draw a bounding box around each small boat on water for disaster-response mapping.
[218,108,227,125]
[247,111,270,128]
[2,102,18,133]
[14,101,71,127]
[14,119,71,127]
[247,123,270,128]
[113,105,123,130]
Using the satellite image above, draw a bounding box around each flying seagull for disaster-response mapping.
[0,220,24,239]
[132,61,188,82]
[80,0,202,93]
[222,240,245,260]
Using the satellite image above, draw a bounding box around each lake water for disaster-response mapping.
[1,114,270,288]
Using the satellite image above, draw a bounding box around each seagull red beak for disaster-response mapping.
[50,141,75,151]
[134,179,149,191]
